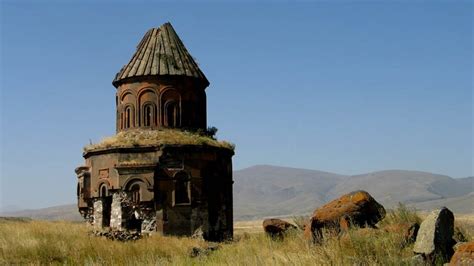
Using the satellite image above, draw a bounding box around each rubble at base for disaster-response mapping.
[91,230,143,241]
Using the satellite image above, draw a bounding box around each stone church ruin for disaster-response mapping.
[75,22,234,241]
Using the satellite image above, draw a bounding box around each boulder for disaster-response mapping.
[449,241,474,266]
[191,226,204,239]
[189,244,220,258]
[262,218,297,238]
[413,207,455,263]
[305,190,386,243]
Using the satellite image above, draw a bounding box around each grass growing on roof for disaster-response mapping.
[84,129,235,152]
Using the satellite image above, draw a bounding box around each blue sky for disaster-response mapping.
[0,1,472,209]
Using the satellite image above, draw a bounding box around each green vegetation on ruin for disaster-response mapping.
[1,206,472,265]
[84,129,235,152]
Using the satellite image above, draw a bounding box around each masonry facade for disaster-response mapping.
[75,23,234,241]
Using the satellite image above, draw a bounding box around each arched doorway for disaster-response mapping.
[99,183,111,227]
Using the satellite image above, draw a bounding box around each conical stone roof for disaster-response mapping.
[113,22,209,87]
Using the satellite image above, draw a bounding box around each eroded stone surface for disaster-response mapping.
[140,210,157,233]
[189,244,220,258]
[413,207,455,263]
[262,218,297,238]
[305,190,385,243]
[110,192,123,230]
[92,230,142,241]
[93,199,103,229]
[449,241,474,266]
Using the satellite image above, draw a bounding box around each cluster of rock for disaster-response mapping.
[262,190,473,265]
[91,230,142,241]
[412,207,455,263]
[189,244,220,258]
[412,207,474,265]
[263,190,387,242]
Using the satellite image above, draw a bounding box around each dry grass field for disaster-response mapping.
[0,207,472,265]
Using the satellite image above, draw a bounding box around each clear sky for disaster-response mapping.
[0,1,472,210]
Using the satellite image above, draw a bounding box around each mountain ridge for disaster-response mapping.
[2,165,472,221]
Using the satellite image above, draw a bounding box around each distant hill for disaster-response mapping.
[233,165,346,220]
[233,165,473,220]
[1,204,82,221]
[1,165,472,221]
[410,192,474,212]
[327,172,473,206]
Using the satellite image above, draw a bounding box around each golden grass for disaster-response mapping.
[84,129,235,152]
[1,208,472,265]
[452,214,474,237]
[0,220,206,265]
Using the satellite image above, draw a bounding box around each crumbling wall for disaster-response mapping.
[137,207,156,233]
[110,192,124,230]
[93,199,103,229]
[80,145,233,241]
[191,206,208,238]
[88,190,156,233]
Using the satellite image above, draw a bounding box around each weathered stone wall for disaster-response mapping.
[115,76,207,133]
[86,147,160,199]
[138,208,156,233]
[166,206,192,235]
[75,166,90,210]
[86,153,119,196]
[93,199,103,229]
[191,206,208,238]
[110,192,123,230]
[79,144,234,241]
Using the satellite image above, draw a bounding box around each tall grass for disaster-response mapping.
[0,207,471,265]
[379,203,422,226]
[0,220,207,264]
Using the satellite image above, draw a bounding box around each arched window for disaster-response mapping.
[125,107,131,128]
[144,105,152,126]
[142,103,155,127]
[174,172,190,204]
[160,88,180,128]
[120,91,136,130]
[130,184,141,203]
[123,106,134,129]
[99,184,108,197]
[165,101,179,128]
